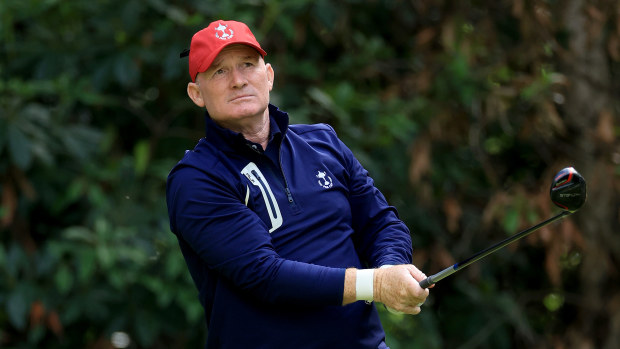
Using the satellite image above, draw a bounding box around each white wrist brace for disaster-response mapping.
[355,269,374,301]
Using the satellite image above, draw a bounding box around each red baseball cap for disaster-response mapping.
[187,20,267,82]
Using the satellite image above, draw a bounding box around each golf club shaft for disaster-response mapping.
[419,210,572,289]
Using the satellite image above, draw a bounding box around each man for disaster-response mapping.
[166,20,430,348]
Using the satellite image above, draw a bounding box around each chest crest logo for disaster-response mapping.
[214,23,234,40]
[316,170,333,189]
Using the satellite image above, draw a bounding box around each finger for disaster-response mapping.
[411,305,422,315]
[385,305,405,315]
[411,288,430,305]
[394,304,421,315]
[406,265,428,283]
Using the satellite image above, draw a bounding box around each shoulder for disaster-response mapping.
[167,138,222,182]
[288,123,340,143]
[289,123,335,134]
[285,123,358,166]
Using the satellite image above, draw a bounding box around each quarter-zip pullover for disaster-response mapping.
[166,104,413,348]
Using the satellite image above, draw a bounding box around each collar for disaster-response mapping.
[203,104,289,154]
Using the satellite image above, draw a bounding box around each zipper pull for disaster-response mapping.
[285,187,294,203]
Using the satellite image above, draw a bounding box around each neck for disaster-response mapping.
[216,108,269,150]
[209,107,272,150]
[240,114,270,150]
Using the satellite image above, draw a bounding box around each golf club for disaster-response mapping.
[419,167,587,289]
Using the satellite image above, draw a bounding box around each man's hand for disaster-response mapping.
[342,265,431,314]
[373,264,430,315]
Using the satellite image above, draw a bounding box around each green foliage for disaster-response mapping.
[2,0,619,348]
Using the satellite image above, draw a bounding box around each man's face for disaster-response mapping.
[189,45,274,130]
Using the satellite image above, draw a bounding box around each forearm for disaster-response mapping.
[250,257,346,305]
[343,268,356,305]
[342,267,379,305]
[342,267,381,306]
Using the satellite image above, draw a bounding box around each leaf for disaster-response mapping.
[165,251,184,278]
[53,179,87,213]
[503,208,519,234]
[443,197,463,233]
[76,250,96,284]
[7,291,28,330]
[7,123,32,169]
[28,323,46,343]
[114,53,139,87]
[543,293,565,312]
[1,180,17,227]
[596,109,614,144]
[108,270,125,290]
[133,140,150,177]
[5,243,26,278]
[134,310,159,347]
[408,136,431,184]
[46,310,64,336]
[308,87,335,110]
[29,300,46,327]
[63,226,95,244]
[497,294,535,342]
[0,115,7,154]
[55,264,74,295]
[0,244,5,271]
[96,245,113,269]
[61,125,103,160]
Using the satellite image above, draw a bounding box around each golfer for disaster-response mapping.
[166,19,430,349]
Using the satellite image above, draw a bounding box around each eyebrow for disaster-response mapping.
[210,54,259,70]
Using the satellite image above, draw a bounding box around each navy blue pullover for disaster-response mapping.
[166,104,413,348]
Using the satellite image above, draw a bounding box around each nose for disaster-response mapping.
[230,67,247,89]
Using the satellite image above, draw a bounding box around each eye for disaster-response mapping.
[210,68,228,79]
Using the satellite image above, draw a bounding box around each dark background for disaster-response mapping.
[1,0,619,348]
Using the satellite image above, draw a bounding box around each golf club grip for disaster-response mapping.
[419,277,433,289]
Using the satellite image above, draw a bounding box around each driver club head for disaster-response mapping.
[550,167,587,212]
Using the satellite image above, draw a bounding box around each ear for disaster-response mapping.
[265,63,275,91]
[187,82,205,108]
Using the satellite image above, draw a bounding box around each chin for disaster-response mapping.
[231,103,268,118]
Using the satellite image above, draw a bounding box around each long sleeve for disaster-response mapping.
[167,162,345,306]
[336,135,413,268]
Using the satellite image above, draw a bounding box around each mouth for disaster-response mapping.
[229,94,253,102]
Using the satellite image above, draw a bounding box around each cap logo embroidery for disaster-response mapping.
[316,171,333,189]
[214,23,234,40]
